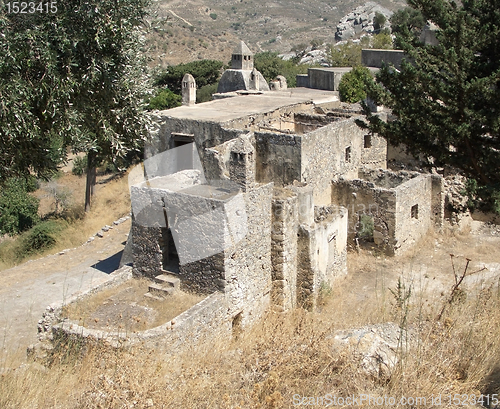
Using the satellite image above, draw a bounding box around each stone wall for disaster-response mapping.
[271,190,299,311]
[223,183,274,328]
[332,169,440,255]
[301,116,367,205]
[307,67,352,91]
[362,49,406,70]
[296,207,347,310]
[393,174,433,254]
[360,133,387,169]
[255,132,302,186]
[50,292,232,353]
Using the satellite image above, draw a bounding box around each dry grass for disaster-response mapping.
[0,170,131,271]
[2,250,500,408]
[62,278,204,332]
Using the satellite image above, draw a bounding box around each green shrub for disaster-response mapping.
[358,214,374,240]
[338,66,374,103]
[147,88,182,110]
[197,83,218,103]
[72,155,87,176]
[210,13,217,20]
[0,178,40,235]
[21,220,65,255]
[254,51,308,88]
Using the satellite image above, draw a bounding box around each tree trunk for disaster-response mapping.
[85,150,97,212]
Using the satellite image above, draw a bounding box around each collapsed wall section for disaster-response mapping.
[332,169,441,255]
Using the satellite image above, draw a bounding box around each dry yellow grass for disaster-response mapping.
[1,248,500,408]
[0,170,131,271]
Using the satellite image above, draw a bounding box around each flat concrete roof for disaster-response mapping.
[157,88,339,123]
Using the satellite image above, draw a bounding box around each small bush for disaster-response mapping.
[338,66,374,103]
[147,88,182,110]
[0,178,40,235]
[209,13,217,20]
[357,214,374,240]
[197,83,218,103]
[21,220,66,255]
[72,156,87,176]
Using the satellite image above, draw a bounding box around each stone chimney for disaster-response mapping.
[182,73,196,106]
[231,41,254,70]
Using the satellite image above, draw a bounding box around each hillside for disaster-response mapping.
[146,0,406,66]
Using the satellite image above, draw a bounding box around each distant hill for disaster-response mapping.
[146,0,406,66]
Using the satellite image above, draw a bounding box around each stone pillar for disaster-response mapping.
[182,73,196,106]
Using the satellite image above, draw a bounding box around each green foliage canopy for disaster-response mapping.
[253,51,308,87]
[339,66,374,103]
[0,11,73,182]
[359,0,500,204]
[148,89,182,110]
[155,60,225,94]
[0,178,40,235]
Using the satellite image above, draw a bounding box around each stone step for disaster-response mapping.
[148,282,175,297]
[144,292,163,301]
[154,273,180,289]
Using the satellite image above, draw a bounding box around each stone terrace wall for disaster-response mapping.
[51,292,232,353]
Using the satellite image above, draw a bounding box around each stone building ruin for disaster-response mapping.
[35,41,445,354]
[128,41,444,337]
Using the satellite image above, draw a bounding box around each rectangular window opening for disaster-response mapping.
[411,204,419,219]
[345,146,351,163]
[364,134,372,148]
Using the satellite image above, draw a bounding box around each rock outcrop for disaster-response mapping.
[335,2,393,42]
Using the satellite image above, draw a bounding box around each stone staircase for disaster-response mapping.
[144,272,180,300]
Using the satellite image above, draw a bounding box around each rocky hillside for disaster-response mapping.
[147,0,405,66]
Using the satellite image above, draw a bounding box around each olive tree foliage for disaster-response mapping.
[0,0,153,212]
[0,9,73,183]
[358,0,500,208]
[61,0,153,212]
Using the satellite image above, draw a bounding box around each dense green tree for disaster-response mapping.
[148,88,182,110]
[358,0,500,209]
[390,6,426,36]
[155,60,224,95]
[0,10,73,183]
[338,66,374,103]
[61,0,152,212]
[254,52,308,87]
[1,1,152,213]
[373,11,387,32]
[0,177,40,235]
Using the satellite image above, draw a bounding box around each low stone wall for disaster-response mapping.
[51,292,230,353]
[36,265,134,344]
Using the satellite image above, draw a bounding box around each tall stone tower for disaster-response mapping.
[231,41,253,70]
[182,73,196,106]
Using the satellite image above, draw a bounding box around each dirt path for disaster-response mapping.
[0,219,131,367]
